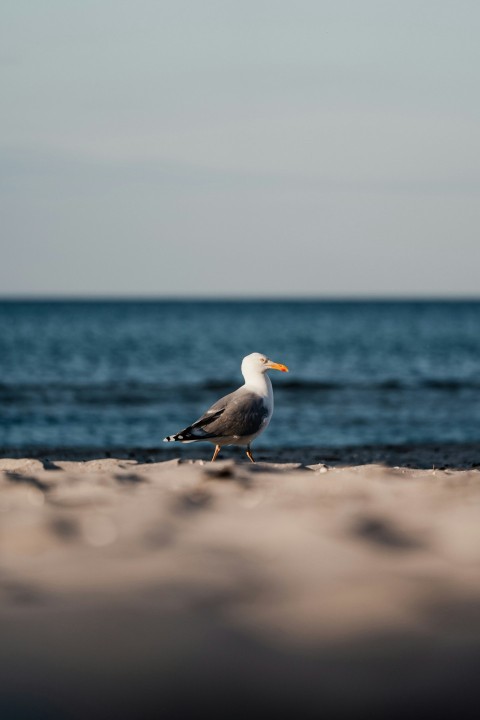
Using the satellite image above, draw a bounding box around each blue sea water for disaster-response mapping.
[1,300,480,451]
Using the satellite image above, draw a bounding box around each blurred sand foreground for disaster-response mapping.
[1,454,480,719]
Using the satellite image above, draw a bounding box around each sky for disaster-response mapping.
[2,0,480,297]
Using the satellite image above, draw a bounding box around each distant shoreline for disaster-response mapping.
[2,441,480,469]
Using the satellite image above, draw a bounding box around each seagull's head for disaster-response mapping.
[241,352,289,376]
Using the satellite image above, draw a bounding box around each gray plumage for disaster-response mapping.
[168,389,269,443]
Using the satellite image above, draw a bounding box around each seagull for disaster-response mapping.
[163,352,289,462]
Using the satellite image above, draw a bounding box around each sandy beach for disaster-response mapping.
[2,446,480,718]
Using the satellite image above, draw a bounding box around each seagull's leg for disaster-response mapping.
[246,446,255,463]
[211,445,221,462]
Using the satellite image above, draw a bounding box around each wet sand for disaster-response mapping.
[2,447,480,718]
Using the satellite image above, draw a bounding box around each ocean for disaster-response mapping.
[1,299,480,452]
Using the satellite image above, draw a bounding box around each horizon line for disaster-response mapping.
[1,294,480,303]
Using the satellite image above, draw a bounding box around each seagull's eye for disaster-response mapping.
[261,357,267,363]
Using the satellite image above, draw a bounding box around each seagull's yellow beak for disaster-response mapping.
[266,360,289,373]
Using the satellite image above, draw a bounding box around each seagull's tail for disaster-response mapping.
[164,410,225,443]
[163,433,195,443]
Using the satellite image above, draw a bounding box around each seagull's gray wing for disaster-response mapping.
[174,388,268,442]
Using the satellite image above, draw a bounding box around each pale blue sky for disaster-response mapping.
[2,0,480,296]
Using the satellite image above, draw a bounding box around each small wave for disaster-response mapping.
[205,377,480,391]
[278,378,480,391]
[421,379,477,390]
[1,376,480,406]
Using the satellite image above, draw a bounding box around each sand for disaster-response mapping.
[1,448,480,719]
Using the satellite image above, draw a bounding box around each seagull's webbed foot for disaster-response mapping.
[246,447,255,463]
[211,445,221,462]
